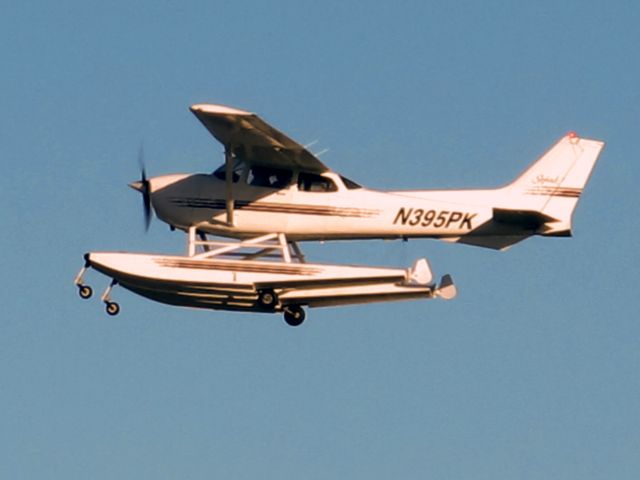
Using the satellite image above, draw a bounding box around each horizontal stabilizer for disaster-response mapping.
[407,258,434,285]
[493,208,557,230]
[436,274,457,300]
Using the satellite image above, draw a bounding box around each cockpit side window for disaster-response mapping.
[213,159,244,183]
[247,166,293,188]
[298,172,338,192]
[340,175,362,190]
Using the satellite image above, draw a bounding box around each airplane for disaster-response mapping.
[74,103,604,326]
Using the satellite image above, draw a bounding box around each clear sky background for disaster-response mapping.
[2,1,639,478]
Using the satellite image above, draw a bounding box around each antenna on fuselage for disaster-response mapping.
[305,139,329,158]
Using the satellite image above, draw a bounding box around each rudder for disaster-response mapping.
[501,132,605,235]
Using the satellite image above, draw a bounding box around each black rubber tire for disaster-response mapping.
[78,285,93,299]
[283,306,306,327]
[105,302,120,316]
[257,289,278,309]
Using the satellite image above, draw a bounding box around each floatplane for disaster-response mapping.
[74,103,604,325]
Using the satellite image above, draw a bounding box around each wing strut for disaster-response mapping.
[186,230,303,264]
[225,147,235,226]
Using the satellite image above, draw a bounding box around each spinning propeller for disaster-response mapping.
[129,144,153,231]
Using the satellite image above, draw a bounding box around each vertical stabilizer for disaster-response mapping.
[501,132,605,235]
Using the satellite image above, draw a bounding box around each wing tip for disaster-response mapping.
[563,131,606,147]
[190,103,253,116]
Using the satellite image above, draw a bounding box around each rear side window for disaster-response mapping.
[298,172,338,192]
[340,175,362,190]
[247,166,293,188]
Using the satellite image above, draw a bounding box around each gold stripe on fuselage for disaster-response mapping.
[169,197,380,218]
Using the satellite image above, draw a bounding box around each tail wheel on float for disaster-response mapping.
[283,305,305,327]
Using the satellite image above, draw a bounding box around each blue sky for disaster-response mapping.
[2,1,639,478]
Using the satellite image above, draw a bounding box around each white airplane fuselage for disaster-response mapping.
[147,170,498,241]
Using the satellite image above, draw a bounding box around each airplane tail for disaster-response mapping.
[498,132,605,237]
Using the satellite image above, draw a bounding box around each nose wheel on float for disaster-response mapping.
[74,258,94,300]
[105,300,120,316]
[101,279,120,316]
[74,261,121,316]
[78,284,93,299]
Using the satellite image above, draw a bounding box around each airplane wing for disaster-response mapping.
[190,103,329,173]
